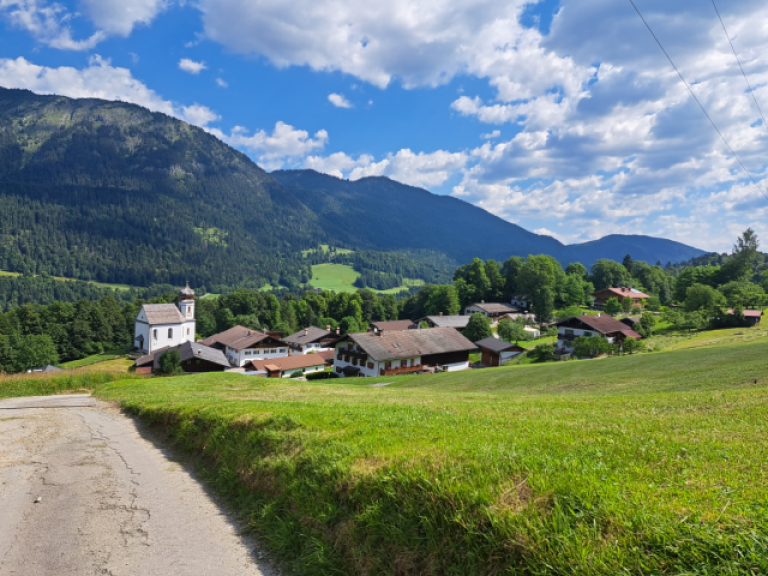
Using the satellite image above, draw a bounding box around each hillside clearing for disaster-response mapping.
[310,263,424,294]
[97,338,768,575]
[0,269,134,291]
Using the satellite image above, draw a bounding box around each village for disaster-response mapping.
[131,283,765,377]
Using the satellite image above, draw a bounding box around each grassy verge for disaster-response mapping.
[0,371,141,400]
[97,338,768,574]
[61,351,127,369]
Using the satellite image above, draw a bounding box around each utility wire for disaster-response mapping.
[710,0,768,133]
[628,0,766,197]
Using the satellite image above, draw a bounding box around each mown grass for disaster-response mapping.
[97,337,768,575]
[60,351,127,369]
[0,371,141,400]
[310,263,424,294]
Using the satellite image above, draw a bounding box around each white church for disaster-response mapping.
[134,284,196,354]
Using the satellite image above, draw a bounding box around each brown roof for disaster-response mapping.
[136,342,230,370]
[246,354,328,373]
[468,302,520,314]
[556,314,636,335]
[347,327,476,362]
[316,350,335,364]
[370,320,417,331]
[140,303,187,325]
[474,337,525,354]
[591,287,650,300]
[283,326,333,345]
[618,329,642,339]
[727,308,763,318]
[420,315,470,329]
[199,325,280,351]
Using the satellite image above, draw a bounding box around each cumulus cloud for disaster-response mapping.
[216,77,228,88]
[210,122,329,170]
[178,58,207,75]
[79,0,167,36]
[0,55,219,127]
[0,0,106,50]
[480,130,500,139]
[328,93,352,108]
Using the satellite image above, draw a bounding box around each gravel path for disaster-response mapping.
[0,394,272,576]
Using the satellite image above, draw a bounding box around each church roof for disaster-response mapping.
[179,282,195,296]
[140,303,187,325]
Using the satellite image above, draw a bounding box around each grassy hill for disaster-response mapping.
[310,263,425,294]
[97,333,768,575]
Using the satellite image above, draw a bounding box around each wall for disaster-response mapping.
[557,326,613,351]
[229,346,289,367]
[278,364,326,378]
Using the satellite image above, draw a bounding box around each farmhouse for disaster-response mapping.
[474,337,525,367]
[245,354,328,378]
[133,284,196,354]
[333,327,476,377]
[464,301,521,323]
[591,287,650,310]
[727,308,764,326]
[134,341,231,374]
[510,294,531,311]
[283,326,339,354]
[555,313,641,355]
[417,314,470,332]
[369,320,417,331]
[199,325,289,366]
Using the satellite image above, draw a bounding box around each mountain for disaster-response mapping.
[271,170,706,267]
[0,87,705,291]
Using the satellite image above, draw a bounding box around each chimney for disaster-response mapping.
[379,330,384,337]
[597,313,601,318]
[481,300,485,304]
[326,324,331,331]
[197,349,201,356]
[246,330,251,336]
[336,326,340,335]
[304,328,309,336]
[582,312,587,316]
[439,312,443,317]
[373,327,378,334]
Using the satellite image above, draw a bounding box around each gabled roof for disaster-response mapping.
[591,287,650,300]
[370,320,417,331]
[727,308,764,318]
[420,315,470,329]
[199,325,281,351]
[246,354,328,373]
[467,302,520,314]
[283,326,333,345]
[140,303,187,325]
[474,337,525,354]
[556,314,635,335]
[136,342,230,370]
[346,327,476,362]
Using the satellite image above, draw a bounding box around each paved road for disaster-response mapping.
[0,395,273,576]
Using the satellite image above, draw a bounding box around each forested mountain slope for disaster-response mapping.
[272,170,706,267]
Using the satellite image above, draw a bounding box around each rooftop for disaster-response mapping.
[140,303,187,325]
[420,315,471,329]
[474,337,524,354]
[199,325,278,351]
[370,320,417,331]
[136,342,230,370]
[592,287,650,299]
[468,302,521,314]
[346,327,476,362]
[246,354,328,373]
[556,313,639,335]
[283,326,334,345]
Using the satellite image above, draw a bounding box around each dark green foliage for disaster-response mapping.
[532,286,554,324]
[622,296,632,314]
[158,349,183,375]
[0,333,59,373]
[604,297,622,316]
[574,335,610,358]
[528,342,556,362]
[462,313,492,342]
[304,371,339,381]
[497,318,527,343]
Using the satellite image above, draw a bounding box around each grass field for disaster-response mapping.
[0,371,139,400]
[96,334,768,575]
[310,263,425,294]
[0,269,134,291]
[60,351,127,369]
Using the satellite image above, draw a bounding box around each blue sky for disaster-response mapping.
[1,0,767,252]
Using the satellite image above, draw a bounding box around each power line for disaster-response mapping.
[710,0,768,133]
[627,0,766,197]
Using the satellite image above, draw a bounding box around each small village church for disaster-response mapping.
[134,284,196,354]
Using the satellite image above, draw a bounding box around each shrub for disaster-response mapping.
[306,371,340,381]
[529,343,556,363]
[289,371,304,379]
[158,349,183,375]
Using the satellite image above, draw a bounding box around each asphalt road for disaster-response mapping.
[0,394,273,576]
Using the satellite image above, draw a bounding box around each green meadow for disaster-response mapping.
[0,269,134,291]
[96,334,768,575]
[310,263,425,294]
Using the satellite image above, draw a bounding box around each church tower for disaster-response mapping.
[178,282,195,320]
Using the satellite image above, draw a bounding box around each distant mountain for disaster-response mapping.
[272,170,706,267]
[0,87,705,292]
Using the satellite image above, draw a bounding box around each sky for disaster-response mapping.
[0,0,767,252]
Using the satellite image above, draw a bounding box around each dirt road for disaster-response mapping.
[0,394,272,576]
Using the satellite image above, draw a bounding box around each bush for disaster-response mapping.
[158,349,183,375]
[306,371,340,381]
[529,343,556,363]
[289,371,304,379]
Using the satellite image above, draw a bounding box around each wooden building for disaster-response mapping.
[474,337,525,367]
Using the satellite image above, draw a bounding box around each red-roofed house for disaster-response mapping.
[591,287,650,309]
[555,313,641,356]
[727,308,763,326]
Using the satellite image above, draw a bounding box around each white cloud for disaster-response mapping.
[305,148,468,188]
[328,93,352,108]
[210,122,329,170]
[0,0,106,50]
[178,58,206,75]
[216,77,228,88]
[80,0,167,36]
[480,130,500,139]
[0,55,219,128]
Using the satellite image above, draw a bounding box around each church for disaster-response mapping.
[133,284,196,354]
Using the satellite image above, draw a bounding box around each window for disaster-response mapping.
[564,329,574,336]
[337,354,343,360]
[352,358,358,366]
[168,328,173,339]
[401,359,407,368]
[344,355,350,363]
[153,329,157,340]
[367,362,374,369]
[245,351,252,356]
[187,328,190,336]
[583,331,592,338]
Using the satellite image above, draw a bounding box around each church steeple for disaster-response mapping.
[178,282,195,319]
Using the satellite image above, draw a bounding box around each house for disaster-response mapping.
[134,341,231,374]
[333,327,476,377]
[591,287,650,310]
[555,313,641,355]
[474,337,525,367]
[417,314,471,332]
[464,301,521,323]
[620,317,641,329]
[369,320,417,332]
[510,295,531,311]
[199,325,289,367]
[523,325,540,339]
[283,326,339,355]
[134,283,196,354]
[245,354,328,378]
[727,308,763,326]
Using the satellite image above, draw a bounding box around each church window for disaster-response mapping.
[168,328,173,339]
[187,328,190,336]
[153,329,157,340]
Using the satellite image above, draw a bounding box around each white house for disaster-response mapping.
[244,354,329,378]
[554,313,640,355]
[464,301,521,324]
[134,284,196,354]
[283,326,339,355]
[333,327,476,377]
[199,325,290,367]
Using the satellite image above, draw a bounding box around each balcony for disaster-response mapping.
[337,349,368,361]
[381,364,423,376]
